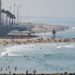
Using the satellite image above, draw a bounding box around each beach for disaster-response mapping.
[0,42,75,74]
[0,28,75,74]
[0,0,75,74]
[0,38,75,46]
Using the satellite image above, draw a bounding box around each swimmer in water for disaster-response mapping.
[6,53,8,56]
[40,48,42,49]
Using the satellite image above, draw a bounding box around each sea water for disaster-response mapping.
[0,42,75,74]
[0,28,75,74]
[31,18,75,26]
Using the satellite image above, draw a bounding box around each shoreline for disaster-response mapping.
[0,38,75,46]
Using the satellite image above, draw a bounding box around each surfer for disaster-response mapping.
[1,51,8,56]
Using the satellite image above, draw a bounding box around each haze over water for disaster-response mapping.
[32,18,75,26]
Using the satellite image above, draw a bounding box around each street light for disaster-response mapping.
[14,3,15,26]
[17,4,21,26]
[17,6,19,25]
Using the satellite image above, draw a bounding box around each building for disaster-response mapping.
[0,0,1,25]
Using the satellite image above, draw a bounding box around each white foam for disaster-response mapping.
[4,44,54,56]
[6,45,33,52]
[3,44,41,56]
[57,44,74,49]
[1,50,13,56]
[1,43,74,56]
[1,52,7,56]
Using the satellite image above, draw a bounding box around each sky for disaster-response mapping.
[1,0,75,19]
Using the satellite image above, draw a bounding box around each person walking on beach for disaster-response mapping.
[26,70,28,75]
[33,69,36,75]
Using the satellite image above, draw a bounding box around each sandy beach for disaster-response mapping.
[0,38,75,46]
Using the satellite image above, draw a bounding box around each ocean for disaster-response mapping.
[26,17,75,26]
[0,23,75,74]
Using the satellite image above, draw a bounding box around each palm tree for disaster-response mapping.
[10,13,16,26]
[5,10,16,26]
[1,9,16,26]
[5,10,10,25]
[1,9,5,25]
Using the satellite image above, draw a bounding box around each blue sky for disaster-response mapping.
[2,0,75,18]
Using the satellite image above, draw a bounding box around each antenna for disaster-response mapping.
[14,3,15,26]
[19,4,21,25]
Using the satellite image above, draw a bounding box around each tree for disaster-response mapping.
[5,10,11,25]
[10,13,16,26]
[5,10,16,26]
[1,9,16,26]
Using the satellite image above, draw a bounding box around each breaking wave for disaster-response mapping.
[0,43,75,57]
[57,44,75,49]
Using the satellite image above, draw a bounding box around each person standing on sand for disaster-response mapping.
[26,70,28,75]
[33,69,36,75]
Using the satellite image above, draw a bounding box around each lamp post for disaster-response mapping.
[17,6,19,25]
[9,6,11,26]
[14,3,15,26]
[17,4,21,25]
[19,4,21,25]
